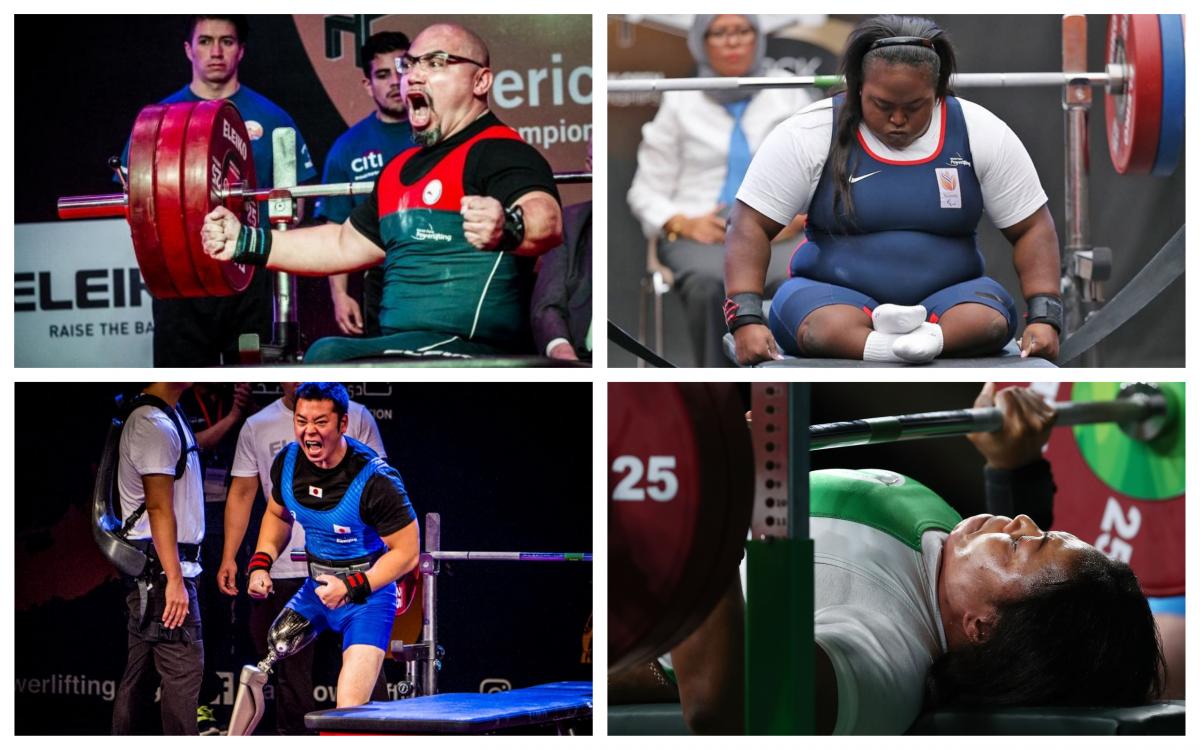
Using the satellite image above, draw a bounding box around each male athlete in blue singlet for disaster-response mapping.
[725,16,1062,366]
[244,382,417,709]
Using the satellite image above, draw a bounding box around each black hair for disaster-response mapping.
[295,382,350,420]
[926,547,1165,708]
[186,16,249,45]
[361,31,411,78]
[830,15,956,224]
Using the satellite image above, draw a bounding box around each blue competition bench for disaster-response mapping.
[306,681,592,735]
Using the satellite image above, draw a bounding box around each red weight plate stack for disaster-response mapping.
[609,382,754,673]
[182,99,256,296]
[1106,14,1164,174]
[126,105,179,298]
[154,102,208,297]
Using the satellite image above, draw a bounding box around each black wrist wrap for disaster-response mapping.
[495,204,526,253]
[1025,294,1064,333]
[724,292,767,332]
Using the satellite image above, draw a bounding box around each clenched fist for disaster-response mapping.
[202,206,242,261]
[460,196,505,250]
[248,568,274,599]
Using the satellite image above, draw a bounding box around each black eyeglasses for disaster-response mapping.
[397,51,487,74]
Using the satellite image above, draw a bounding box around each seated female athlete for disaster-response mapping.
[724,16,1062,365]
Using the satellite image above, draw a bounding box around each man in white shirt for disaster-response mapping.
[217,382,386,734]
[111,383,206,735]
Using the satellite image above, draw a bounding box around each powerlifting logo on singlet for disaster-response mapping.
[947,155,971,167]
[413,226,453,242]
[935,168,962,209]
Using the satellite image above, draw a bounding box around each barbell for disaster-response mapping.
[56,99,592,300]
[608,381,1184,674]
[609,14,1185,176]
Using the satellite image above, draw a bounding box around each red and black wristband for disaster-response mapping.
[248,551,274,574]
[341,571,373,604]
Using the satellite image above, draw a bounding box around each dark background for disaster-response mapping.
[14,382,592,734]
[608,14,1185,367]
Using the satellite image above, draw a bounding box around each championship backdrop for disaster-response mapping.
[608,14,1185,367]
[15,14,592,366]
[14,383,592,735]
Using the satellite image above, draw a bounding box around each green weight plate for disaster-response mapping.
[1071,382,1184,500]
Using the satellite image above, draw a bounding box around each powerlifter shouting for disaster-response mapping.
[228,382,417,735]
[202,23,564,363]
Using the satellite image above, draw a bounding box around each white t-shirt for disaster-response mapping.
[812,518,948,735]
[117,403,206,579]
[627,76,814,238]
[230,398,386,578]
[737,97,1047,230]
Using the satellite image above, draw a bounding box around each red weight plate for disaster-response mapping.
[609,382,754,673]
[1106,14,1164,174]
[126,105,179,299]
[998,382,1184,596]
[154,102,207,297]
[182,100,256,296]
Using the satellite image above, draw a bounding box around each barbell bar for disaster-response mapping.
[428,551,592,562]
[57,172,593,221]
[809,383,1171,451]
[610,14,1184,178]
[607,70,1122,94]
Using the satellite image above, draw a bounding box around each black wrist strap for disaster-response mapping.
[724,293,767,332]
[1025,294,1064,333]
[495,204,526,253]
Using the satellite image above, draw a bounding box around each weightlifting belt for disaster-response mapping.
[306,550,383,580]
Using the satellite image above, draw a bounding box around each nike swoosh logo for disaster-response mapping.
[849,171,881,184]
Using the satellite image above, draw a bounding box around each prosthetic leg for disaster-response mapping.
[228,607,319,736]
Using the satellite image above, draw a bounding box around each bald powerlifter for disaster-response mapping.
[202,23,564,362]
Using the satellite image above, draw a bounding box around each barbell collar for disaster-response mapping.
[809,388,1167,451]
[56,172,592,220]
[607,71,1119,94]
